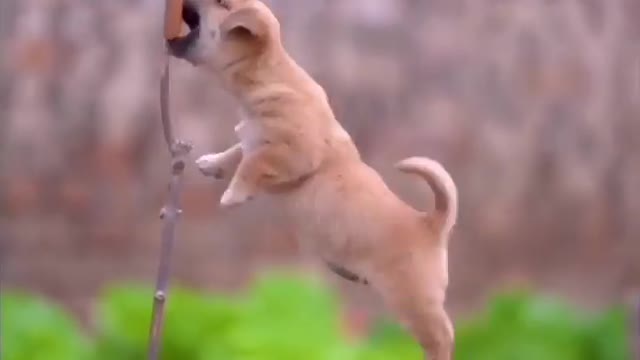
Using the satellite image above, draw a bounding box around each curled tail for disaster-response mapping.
[395,157,458,236]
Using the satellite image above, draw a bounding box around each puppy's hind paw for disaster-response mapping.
[195,153,225,179]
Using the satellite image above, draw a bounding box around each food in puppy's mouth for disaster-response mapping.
[164,0,184,40]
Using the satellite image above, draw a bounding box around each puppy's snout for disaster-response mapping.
[167,1,201,58]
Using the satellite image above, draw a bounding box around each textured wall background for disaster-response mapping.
[1,0,639,321]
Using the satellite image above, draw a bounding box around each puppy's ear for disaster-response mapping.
[220,7,267,39]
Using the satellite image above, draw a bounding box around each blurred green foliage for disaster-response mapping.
[1,293,92,360]
[1,273,631,360]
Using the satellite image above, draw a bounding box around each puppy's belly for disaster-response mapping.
[283,163,415,268]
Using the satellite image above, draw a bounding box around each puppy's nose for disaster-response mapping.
[167,26,200,58]
[167,0,202,59]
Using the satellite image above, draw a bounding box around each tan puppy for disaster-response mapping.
[168,1,458,359]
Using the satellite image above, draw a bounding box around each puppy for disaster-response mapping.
[168,1,458,359]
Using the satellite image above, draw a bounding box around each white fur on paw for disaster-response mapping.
[196,153,222,170]
[220,188,245,207]
[196,153,225,178]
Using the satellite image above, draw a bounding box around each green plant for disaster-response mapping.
[454,291,630,360]
[1,293,91,360]
[93,273,360,360]
[1,276,631,360]
[357,320,423,360]
[213,274,359,360]
[93,285,241,360]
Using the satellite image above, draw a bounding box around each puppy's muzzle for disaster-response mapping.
[167,1,200,58]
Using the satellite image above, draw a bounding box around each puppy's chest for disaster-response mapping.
[234,117,264,152]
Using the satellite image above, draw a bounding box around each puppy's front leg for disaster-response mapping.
[195,143,243,180]
[219,145,289,207]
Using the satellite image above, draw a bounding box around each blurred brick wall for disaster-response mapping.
[1,0,639,318]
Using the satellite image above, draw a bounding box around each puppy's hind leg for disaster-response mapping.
[196,143,243,179]
[374,260,454,360]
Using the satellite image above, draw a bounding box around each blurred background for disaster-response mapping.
[1,0,639,358]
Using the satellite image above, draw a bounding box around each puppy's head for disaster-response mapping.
[167,0,280,71]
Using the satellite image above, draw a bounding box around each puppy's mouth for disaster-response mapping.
[167,1,201,58]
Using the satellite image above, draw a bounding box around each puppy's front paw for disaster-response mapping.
[220,186,254,208]
[195,153,225,179]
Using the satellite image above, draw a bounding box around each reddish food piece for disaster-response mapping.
[164,0,184,40]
